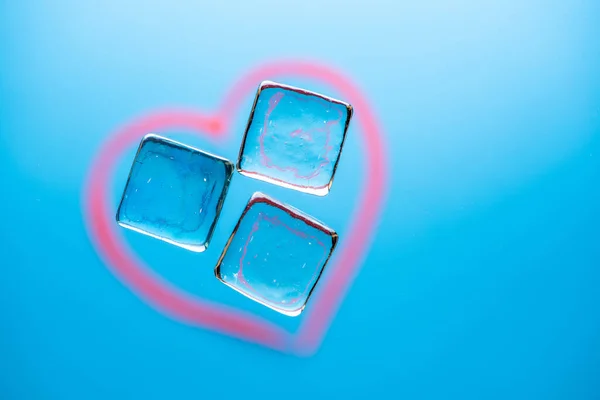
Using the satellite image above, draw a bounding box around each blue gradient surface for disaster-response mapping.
[1,1,599,399]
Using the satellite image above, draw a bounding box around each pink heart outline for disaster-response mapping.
[82,59,388,356]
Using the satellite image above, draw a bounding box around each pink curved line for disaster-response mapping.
[220,61,388,353]
[83,111,289,350]
[82,59,388,356]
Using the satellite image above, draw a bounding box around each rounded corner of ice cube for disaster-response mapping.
[250,191,267,199]
[308,184,332,197]
[344,102,354,120]
[235,157,247,174]
[141,133,161,144]
[283,305,306,317]
[329,230,339,248]
[222,159,235,177]
[179,241,208,253]
[258,80,277,90]
[192,243,208,253]
[213,263,224,281]
[115,207,124,225]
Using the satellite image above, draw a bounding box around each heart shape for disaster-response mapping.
[83,59,387,356]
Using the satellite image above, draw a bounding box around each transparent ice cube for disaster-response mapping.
[237,81,353,196]
[215,193,337,316]
[116,134,234,252]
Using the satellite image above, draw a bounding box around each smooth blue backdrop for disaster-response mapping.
[1,1,599,399]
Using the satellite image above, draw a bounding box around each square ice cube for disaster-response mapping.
[215,193,337,316]
[116,134,234,252]
[237,81,353,196]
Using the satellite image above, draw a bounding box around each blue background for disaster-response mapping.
[1,1,599,399]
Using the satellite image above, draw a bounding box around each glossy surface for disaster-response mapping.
[216,193,337,316]
[4,1,600,398]
[117,134,233,251]
[238,81,352,196]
